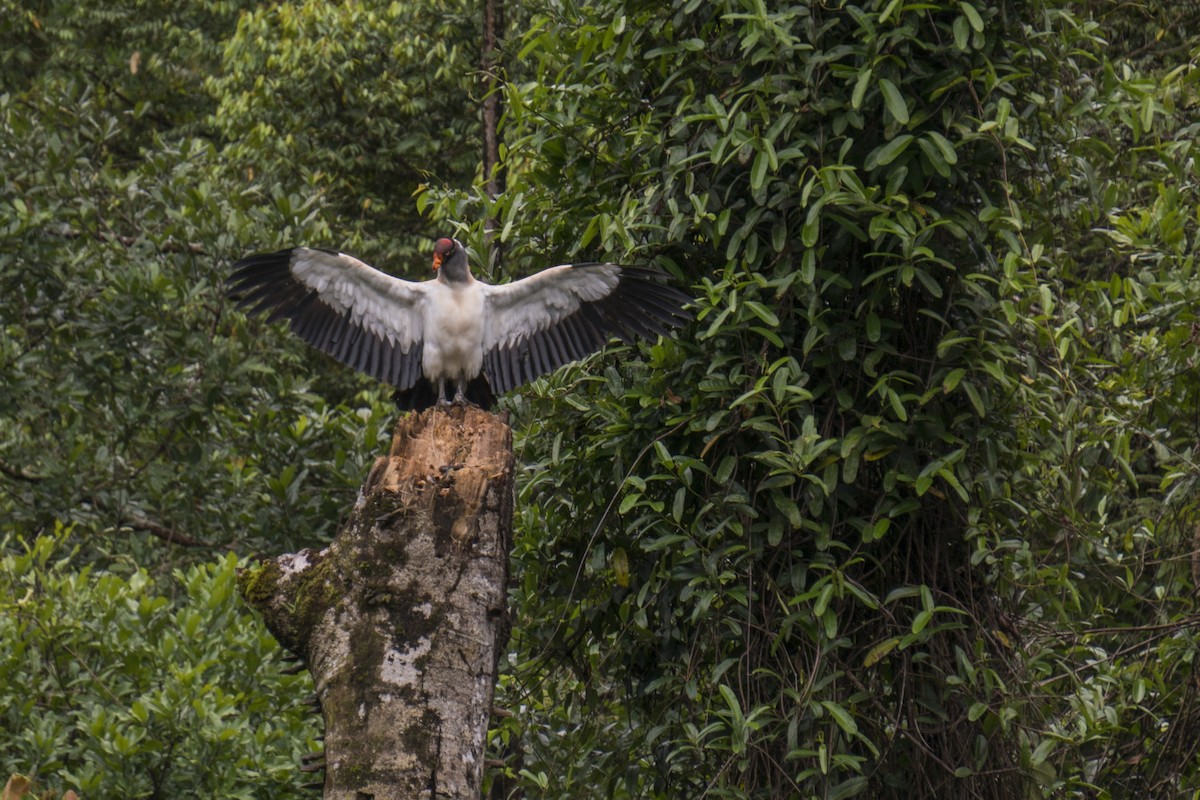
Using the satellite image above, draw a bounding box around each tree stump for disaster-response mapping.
[239,406,513,800]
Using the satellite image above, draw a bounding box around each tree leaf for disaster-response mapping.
[960,2,984,33]
[878,78,910,124]
[863,637,900,667]
[868,134,914,168]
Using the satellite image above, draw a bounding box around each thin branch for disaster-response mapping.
[118,508,213,548]
[87,495,214,548]
[481,0,506,274]
[0,459,43,482]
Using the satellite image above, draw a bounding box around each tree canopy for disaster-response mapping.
[3,0,1200,797]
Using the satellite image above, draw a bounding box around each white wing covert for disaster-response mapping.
[227,247,429,389]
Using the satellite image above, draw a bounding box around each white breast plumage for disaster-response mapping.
[422,280,485,383]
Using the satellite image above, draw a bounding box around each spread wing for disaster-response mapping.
[227,247,429,389]
[480,264,693,394]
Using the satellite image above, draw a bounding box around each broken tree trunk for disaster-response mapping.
[239,406,513,800]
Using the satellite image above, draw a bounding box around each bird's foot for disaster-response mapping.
[435,379,451,407]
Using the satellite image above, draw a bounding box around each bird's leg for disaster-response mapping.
[436,379,450,406]
[452,379,468,405]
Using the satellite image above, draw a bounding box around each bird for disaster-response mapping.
[227,237,693,410]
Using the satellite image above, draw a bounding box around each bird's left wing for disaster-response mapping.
[227,247,429,389]
[480,263,692,394]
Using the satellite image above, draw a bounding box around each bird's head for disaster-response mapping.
[432,237,471,282]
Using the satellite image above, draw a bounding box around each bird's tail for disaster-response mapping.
[392,376,496,412]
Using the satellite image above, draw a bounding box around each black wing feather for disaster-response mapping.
[479,264,693,394]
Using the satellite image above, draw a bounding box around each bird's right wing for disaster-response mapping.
[480,263,692,394]
[227,247,429,389]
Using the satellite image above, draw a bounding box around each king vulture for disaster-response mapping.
[227,237,693,410]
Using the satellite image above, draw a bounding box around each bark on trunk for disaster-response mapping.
[239,406,513,800]
[481,0,504,196]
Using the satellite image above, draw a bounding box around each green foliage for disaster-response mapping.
[0,0,403,556]
[0,532,318,798]
[4,0,1200,797]
[453,0,1036,795]
[453,1,1200,798]
[0,0,480,791]
[208,0,481,265]
[0,0,254,155]
[978,14,1200,792]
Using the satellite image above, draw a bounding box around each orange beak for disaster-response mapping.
[432,252,443,272]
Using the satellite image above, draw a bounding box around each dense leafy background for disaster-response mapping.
[3,0,1200,798]
[0,533,316,799]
